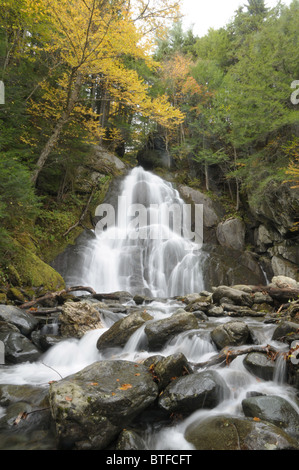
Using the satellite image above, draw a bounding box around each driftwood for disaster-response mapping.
[20,286,97,309]
[193,344,280,368]
[251,286,299,302]
[63,186,96,237]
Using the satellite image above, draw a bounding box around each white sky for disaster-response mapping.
[181,0,294,37]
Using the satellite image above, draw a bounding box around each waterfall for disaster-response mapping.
[66,166,205,297]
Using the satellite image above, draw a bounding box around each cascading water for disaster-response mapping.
[64,166,205,297]
[1,166,299,451]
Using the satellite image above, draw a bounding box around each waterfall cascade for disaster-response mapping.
[65,166,205,297]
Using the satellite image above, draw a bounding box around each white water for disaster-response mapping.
[65,166,205,297]
[1,167,299,450]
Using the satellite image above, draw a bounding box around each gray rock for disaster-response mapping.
[144,311,199,351]
[211,320,253,350]
[97,310,153,351]
[272,321,299,343]
[152,352,193,391]
[158,370,230,415]
[49,360,158,450]
[242,395,299,438]
[216,218,246,252]
[243,352,276,381]
[184,414,299,450]
[0,305,38,336]
[0,331,41,364]
[212,286,253,307]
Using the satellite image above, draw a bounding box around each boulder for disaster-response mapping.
[60,301,104,339]
[97,310,153,351]
[49,360,159,450]
[148,352,193,391]
[184,415,299,450]
[216,218,246,251]
[0,330,41,364]
[243,352,276,381]
[211,320,253,350]
[144,310,199,351]
[212,286,253,307]
[158,370,230,415]
[272,321,299,343]
[242,395,299,438]
[0,305,38,336]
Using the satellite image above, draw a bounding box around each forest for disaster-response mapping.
[0,0,299,293]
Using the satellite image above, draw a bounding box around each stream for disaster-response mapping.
[0,167,298,450]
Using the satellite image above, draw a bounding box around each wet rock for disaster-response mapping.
[212,286,253,307]
[0,330,41,364]
[158,370,230,415]
[208,305,224,317]
[60,301,104,339]
[113,429,148,450]
[211,320,253,350]
[272,321,299,343]
[0,384,49,408]
[243,352,276,381]
[49,360,158,450]
[0,305,38,336]
[144,310,199,351]
[97,310,153,351]
[31,331,62,352]
[242,395,299,438]
[150,352,193,391]
[184,415,299,450]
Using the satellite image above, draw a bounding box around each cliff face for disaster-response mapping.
[138,140,299,286]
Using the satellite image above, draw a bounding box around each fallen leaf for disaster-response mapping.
[118,383,132,391]
[65,396,73,401]
[135,373,140,376]
[89,382,98,386]
[253,417,261,421]
[111,392,116,396]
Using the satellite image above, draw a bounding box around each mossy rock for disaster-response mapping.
[8,240,65,294]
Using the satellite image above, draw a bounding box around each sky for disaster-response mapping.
[181,0,294,37]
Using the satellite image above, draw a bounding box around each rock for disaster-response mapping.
[270,275,299,289]
[97,310,153,351]
[60,301,104,339]
[49,360,158,450]
[184,415,299,450]
[185,301,210,313]
[150,352,193,391]
[158,370,230,415]
[271,256,299,282]
[178,185,224,244]
[212,286,253,307]
[243,352,276,381]
[211,320,253,350]
[272,321,299,343]
[242,395,299,438]
[114,429,148,450]
[208,305,224,317]
[0,330,41,364]
[0,384,49,407]
[0,305,38,336]
[144,310,199,351]
[216,218,246,251]
[31,331,62,352]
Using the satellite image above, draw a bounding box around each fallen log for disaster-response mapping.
[192,344,281,368]
[20,286,97,309]
[251,286,299,302]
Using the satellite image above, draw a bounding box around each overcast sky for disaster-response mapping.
[181,0,293,37]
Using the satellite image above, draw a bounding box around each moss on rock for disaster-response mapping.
[7,239,65,294]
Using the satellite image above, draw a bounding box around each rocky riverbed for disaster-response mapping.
[0,275,299,450]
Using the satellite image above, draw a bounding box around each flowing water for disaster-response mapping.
[1,167,298,450]
[64,166,205,297]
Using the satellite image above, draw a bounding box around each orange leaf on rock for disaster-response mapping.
[118,383,132,390]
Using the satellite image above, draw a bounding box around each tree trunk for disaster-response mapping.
[31,70,82,185]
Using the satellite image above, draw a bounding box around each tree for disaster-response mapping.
[26,0,183,184]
